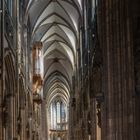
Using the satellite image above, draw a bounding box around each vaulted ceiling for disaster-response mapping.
[26,0,82,104]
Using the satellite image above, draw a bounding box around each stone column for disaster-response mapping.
[0,0,4,139]
[41,100,48,140]
[131,0,140,139]
[98,0,135,140]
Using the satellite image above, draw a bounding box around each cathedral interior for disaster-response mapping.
[0,0,140,140]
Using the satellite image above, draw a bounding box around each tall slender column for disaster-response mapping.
[0,0,4,139]
[99,0,135,140]
[15,0,20,139]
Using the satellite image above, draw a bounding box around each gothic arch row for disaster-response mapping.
[2,49,28,139]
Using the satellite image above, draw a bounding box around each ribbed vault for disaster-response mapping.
[26,0,81,103]
[26,1,81,136]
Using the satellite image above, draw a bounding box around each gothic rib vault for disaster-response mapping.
[1,0,140,140]
[26,0,82,98]
[26,0,82,139]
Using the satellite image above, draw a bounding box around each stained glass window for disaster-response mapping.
[57,102,61,123]
[49,98,67,130]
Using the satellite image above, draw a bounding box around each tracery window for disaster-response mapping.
[57,102,61,124]
[49,98,67,131]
